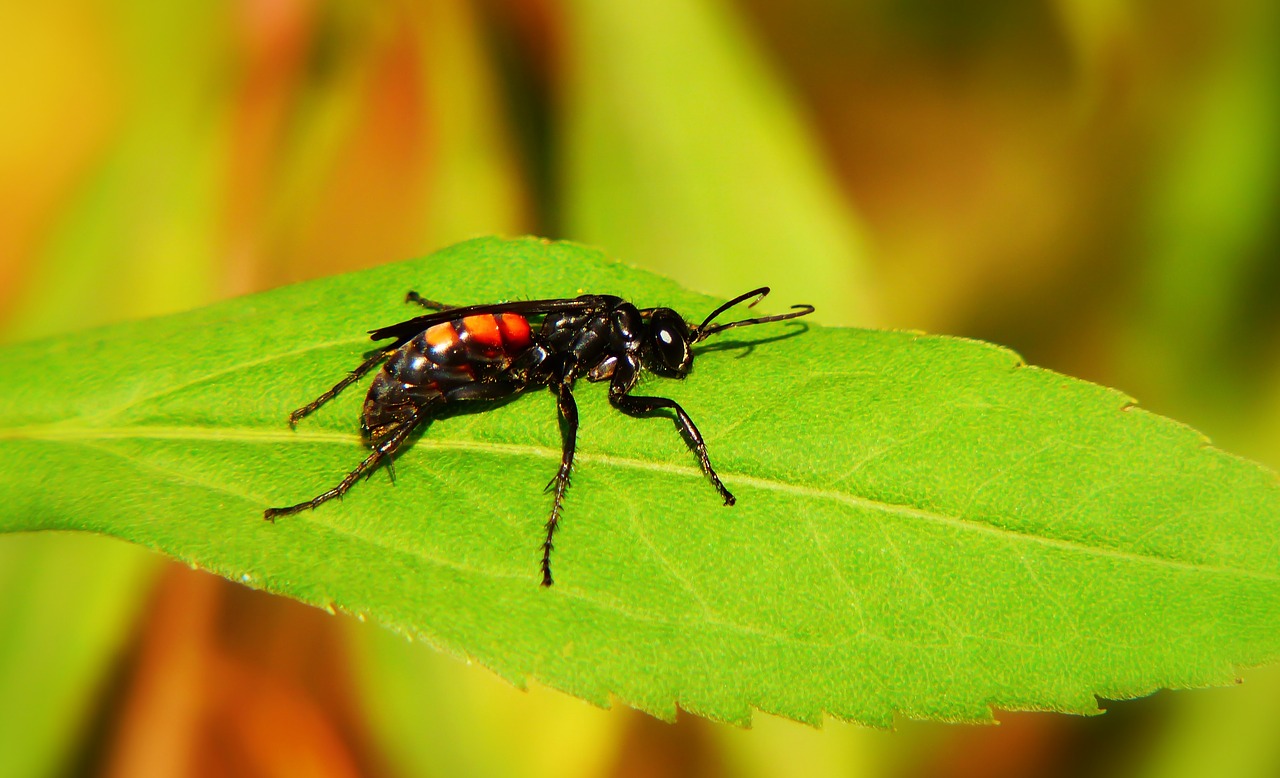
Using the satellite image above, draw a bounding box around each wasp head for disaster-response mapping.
[643,308,695,377]
[641,289,815,379]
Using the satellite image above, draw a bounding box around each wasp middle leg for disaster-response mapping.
[541,381,578,587]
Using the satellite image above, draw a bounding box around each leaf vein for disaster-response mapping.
[3,423,1275,584]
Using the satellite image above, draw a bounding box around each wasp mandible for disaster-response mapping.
[264,287,815,586]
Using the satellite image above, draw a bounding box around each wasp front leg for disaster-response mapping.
[608,359,735,506]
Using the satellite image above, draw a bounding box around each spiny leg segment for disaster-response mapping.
[542,381,578,587]
[264,419,418,520]
[286,349,393,426]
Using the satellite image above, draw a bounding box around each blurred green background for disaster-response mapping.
[2,0,1279,776]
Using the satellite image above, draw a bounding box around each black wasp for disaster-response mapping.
[265,287,815,585]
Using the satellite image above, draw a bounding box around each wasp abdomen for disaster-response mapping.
[417,314,532,366]
[363,313,537,440]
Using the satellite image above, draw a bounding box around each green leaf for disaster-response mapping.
[1,236,1278,726]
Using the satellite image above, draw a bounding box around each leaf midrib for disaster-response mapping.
[2,422,1272,583]
[44,432,856,653]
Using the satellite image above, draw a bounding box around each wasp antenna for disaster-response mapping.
[694,287,770,334]
[693,287,814,341]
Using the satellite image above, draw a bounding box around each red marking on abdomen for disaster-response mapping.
[461,314,503,350]
[496,314,533,351]
[425,321,460,351]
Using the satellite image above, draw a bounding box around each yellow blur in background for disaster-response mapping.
[1,1,1278,776]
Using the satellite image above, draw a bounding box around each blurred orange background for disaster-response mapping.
[2,1,1279,776]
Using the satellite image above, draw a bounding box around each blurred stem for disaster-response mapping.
[559,0,872,325]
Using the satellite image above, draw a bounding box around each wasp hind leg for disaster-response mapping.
[263,415,419,520]
[287,349,393,426]
[405,291,458,311]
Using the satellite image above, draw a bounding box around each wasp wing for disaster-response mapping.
[368,297,604,346]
